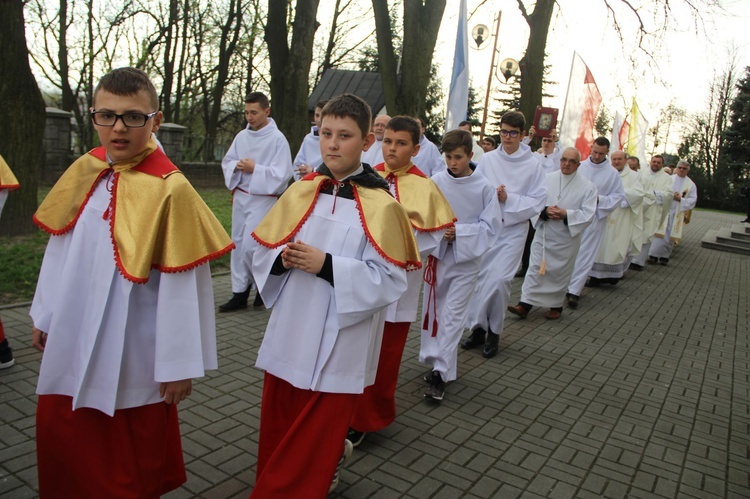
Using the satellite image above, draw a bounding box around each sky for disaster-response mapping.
[431,0,750,138]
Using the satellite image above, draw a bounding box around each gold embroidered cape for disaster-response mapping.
[0,155,20,191]
[34,138,234,283]
[374,163,456,232]
[252,173,421,270]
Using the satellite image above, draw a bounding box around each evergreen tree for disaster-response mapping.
[489,62,555,135]
[722,66,750,188]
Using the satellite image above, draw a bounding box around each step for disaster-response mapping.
[702,229,750,255]
[730,224,750,240]
[718,227,750,248]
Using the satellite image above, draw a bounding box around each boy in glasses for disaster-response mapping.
[30,67,233,497]
[462,111,547,359]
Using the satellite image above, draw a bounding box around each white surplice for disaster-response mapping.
[420,170,501,380]
[522,170,597,308]
[590,166,645,279]
[566,157,625,296]
[413,136,446,177]
[30,176,218,416]
[649,175,697,258]
[252,194,408,394]
[467,143,547,335]
[221,118,293,292]
[631,167,674,266]
[293,126,322,180]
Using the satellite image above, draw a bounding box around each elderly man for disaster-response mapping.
[648,161,698,264]
[629,155,674,271]
[565,137,625,308]
[361,113,391,167]
[588,150,645,285]
[508,148,597,320]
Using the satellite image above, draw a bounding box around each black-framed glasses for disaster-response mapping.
[499,129,520,138]
[91,111,158,128]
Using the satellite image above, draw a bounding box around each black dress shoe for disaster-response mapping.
[253,291,265,308]
[566,293,579,309]
[648,256,658,264]
[482,332,499,358]
[461,328,486,350]
[219,293,249,312]
[629,263,643,271]
[659,258,669,266]
[585,277,601,288]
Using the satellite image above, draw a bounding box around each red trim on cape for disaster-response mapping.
[32,168,110,236]
[351,185,421,271]
[0,183,20,191]
[251,175,323,249]
[90,146,179,178]
[374,163,426,178]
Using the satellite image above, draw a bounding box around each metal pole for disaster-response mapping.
[480,11,501,141]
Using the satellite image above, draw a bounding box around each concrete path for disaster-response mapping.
[1,209,748,498]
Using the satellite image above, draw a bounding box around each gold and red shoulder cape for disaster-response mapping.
[373,163,456,232]
[33,138,234,283]
[0,155,20,191]
[252,173,421,270]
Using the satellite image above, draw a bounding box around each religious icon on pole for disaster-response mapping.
[533,106,559,138]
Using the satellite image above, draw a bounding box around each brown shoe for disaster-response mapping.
[545,309,561,320]
[507,305,528,319]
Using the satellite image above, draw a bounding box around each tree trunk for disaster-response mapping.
[0,0,46,236]
[372,0,446,118]
[518,0,555,125]
[265,0,320,156]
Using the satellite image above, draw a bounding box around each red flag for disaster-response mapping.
[559,53,602,159]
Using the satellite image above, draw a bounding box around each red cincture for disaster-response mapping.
[422,255,439,336]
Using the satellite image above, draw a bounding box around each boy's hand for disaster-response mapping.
[497,184,507,203]
[32,327,47,352]
[528,126,536,138]
[160,379,192,404]
[237,158,255,173]
[281,241,325,274]
[444,226,456,242]
[296,163,313,176]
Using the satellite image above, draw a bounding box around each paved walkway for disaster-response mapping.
[1,209,748,498]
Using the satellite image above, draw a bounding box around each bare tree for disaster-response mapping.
[0,0,46,236]
[371,0,446,118]
[265,0,321,155]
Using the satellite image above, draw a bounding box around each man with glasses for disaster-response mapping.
[508,147,597,320]
[565,137,625,309]
[648,161,697,264]
[462,111,547,359]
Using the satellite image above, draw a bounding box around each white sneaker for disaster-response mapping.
[329,439,354,494]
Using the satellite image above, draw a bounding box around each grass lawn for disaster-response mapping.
[0,187,233,305]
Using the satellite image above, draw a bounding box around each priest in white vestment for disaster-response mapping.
[565,137,625,308]
[462,111,547,358]
[629,155,674,270]
[648,161,698,264]
[508,148,597,320]
[589,150,645,284]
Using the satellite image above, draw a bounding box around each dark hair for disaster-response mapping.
[593,136,610,149]
[500,111,525,131]
[458,120,472,128]
[245,92,270,109]
[94,67,158,109]
[628,156,640,165]
[483,136,497,148]
[386,116,421,146]
[321,94,372,138]
[315,99,328,110]
[442,129,473,155]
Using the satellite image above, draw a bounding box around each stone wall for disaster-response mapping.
[43,107,73,184]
